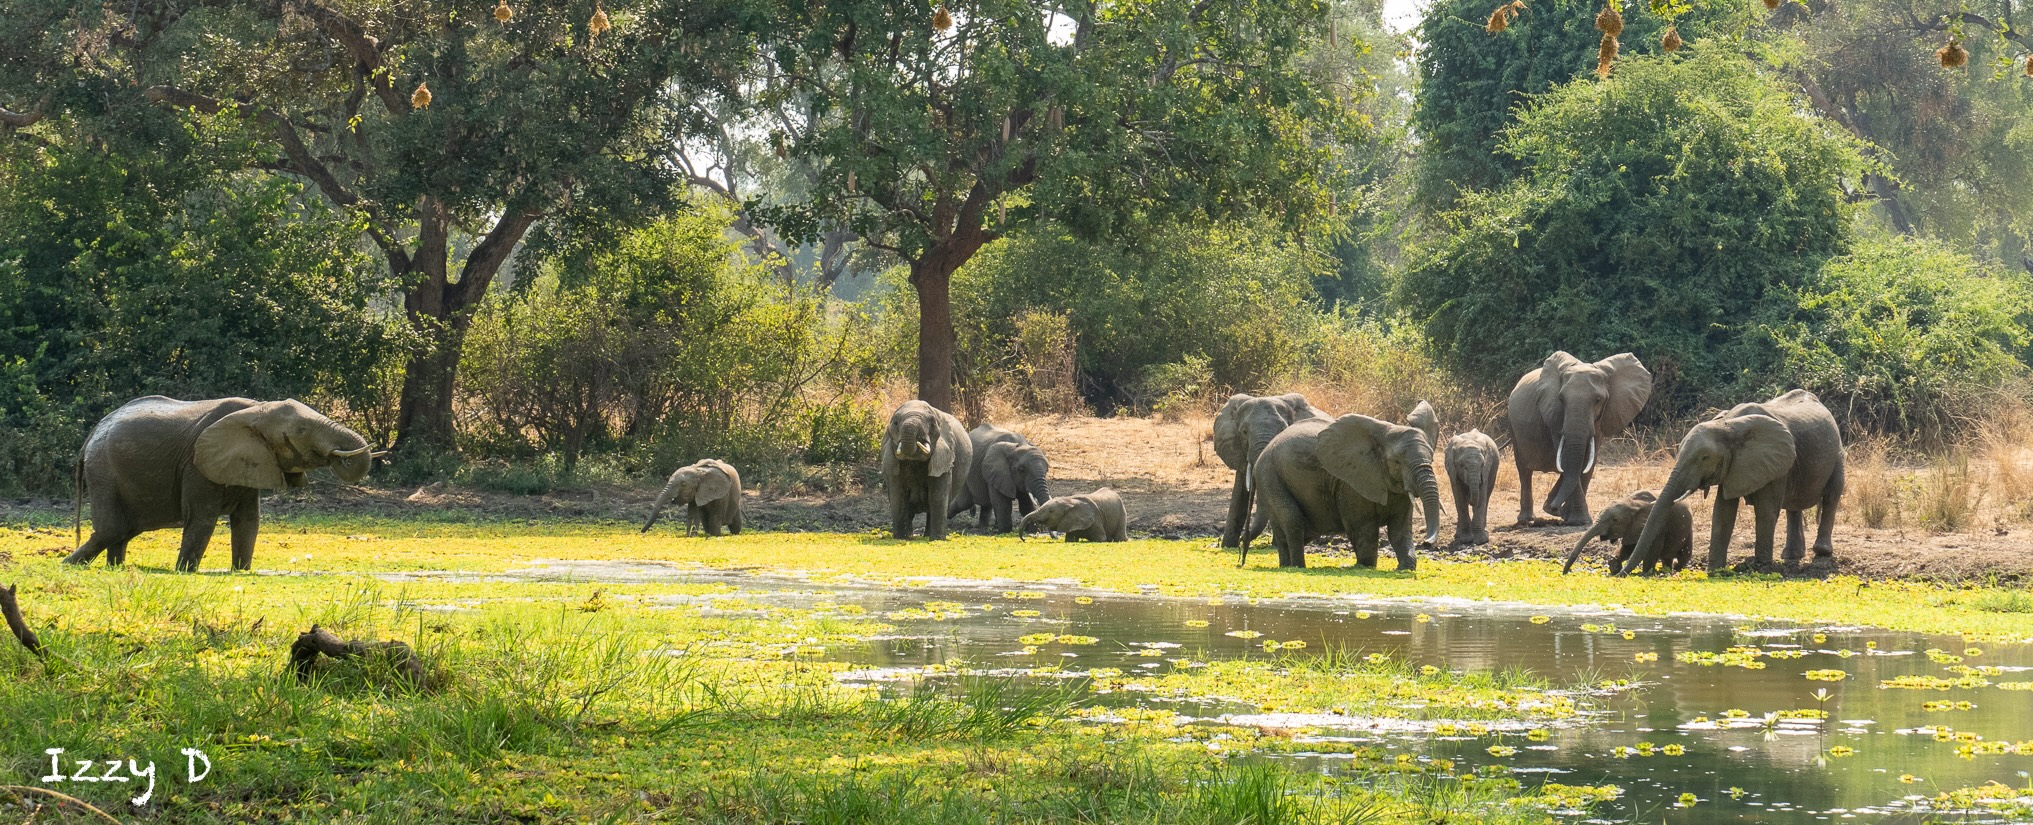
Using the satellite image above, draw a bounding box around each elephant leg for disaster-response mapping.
[1352,526,1379,568]
[228,495,259,571]
[926,476,951,540]
[176,515,220,573]
[1386,510,1415,571]
[66,528,123,567]
[1450,476,1473,546]
[701,506,724,537]
[1614,539,1636,574]
[1476,478,1496,543]
[889,483,914,540]
[1814,469,1842,557]
[1751,503,1780,569]
[1783,509,1807,564]
[1222,472,1249,549]
[1707,498,1739,572]
[1515,468,1535,527]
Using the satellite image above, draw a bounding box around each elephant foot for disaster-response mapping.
[1731,559,1784,576]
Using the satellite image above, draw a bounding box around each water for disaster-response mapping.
[392,561,2033,822]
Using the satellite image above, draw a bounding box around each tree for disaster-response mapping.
[750,0,1363,411]
[1,0,764,451]
[1400,53,1870,415]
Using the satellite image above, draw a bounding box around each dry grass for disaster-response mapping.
[1912,448,1983,533]
[1845,441,1902,530]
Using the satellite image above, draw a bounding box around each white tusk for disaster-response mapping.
[1582,438,1597,474]
[331,445,374,458]
[1555,444,1565,473]
[370,450,390,459]
[1245,464,1253,491]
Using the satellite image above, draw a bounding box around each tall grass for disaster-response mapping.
[1914,448,1983,533]
[1845,441,1900,529]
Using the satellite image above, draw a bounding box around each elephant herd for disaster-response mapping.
[59,350,1845,576]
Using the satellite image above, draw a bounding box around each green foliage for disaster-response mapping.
[1412,0,1743,208]
[1402,53,1869,416]
[1761,235,2032,434]
[940,224,1327,411]
[461,207,888,482]
[0,128,400,495]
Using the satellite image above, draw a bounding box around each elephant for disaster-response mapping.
[882,400,975,540]
[1240,414,1442,570]
[1622,390,1845,575]
[947,425,1050,533]
[1444,429,1500,547]
[65,396,379,572]
[641,459,742,537]
[1561,491,1691,574]
[1017,488,1129,542]
[1508,351,1653,526]
[1213,393,1332,548]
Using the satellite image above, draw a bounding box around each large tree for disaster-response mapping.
[750,0,1363,410]
[1,0,762,450]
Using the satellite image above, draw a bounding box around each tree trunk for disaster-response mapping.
[392,200,542,453]
[909,227,993,413]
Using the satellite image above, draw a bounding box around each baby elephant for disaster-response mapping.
[1444,429,1500,546]
[1017,488,1129,542]
[1562,491,1691,574]
[642,459,743,537]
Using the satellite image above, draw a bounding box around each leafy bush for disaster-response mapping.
[460,207,888,484]
[940,223,1327,412]
[1402,53,1870,418]
[1761,235,2032,435]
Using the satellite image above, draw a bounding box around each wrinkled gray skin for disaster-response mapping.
[1213,393,1332,548]
[66,396,377,572]
[947,425,1050,533]
[1509,352,1653,526]
[1623,390,1846,575]
[1241,414,1443,570]
[1562,491,1691,574]
[1018,488,1128,542]
[882,400,975,540]
[641,459,742,537]
[1444,429,1501,547]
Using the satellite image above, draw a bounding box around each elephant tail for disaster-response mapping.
[73,452,84,545]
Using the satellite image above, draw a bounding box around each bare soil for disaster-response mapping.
[7,413,2032,584]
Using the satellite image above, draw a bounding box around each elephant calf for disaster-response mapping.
[1018,488,1129,542]
[1562,491,1691,574]
[948,424,1050,534]
[1444,430,1500,547]
[641,459,742,537]
[67,396,380,572]
[882,400,974,540]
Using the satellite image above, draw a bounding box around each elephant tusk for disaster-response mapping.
[1554,445,1565,473]
[1245,464,1253,492]
[331,445,375,458]
[1583,438,1597,474]
[370,449,390,459]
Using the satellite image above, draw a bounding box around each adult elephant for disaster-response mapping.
[1509,351,1653,526]
[882,401,974,540]
[1621,390,1845,575]
[66,396,380,572]
[1240,414,1442,570]
[947,425,1050,533]
[1213,393,1331,548]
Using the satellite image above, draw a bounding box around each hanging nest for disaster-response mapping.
[493,0,513,23]
[1595,5,1623,37]
[1486,0,1526,33]
[1937,39,1967,68]
[1661,25,1682,51]
[1761,0,1781,10]
[932,5,953,31]
[411,81,432,110]
[2025,53,2033,76]
[1596,34,1619,77]
[590,4,611,37]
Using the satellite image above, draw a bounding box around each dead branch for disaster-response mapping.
[1,584,46,660]
[289,625,430,686]
[0,785,122,825]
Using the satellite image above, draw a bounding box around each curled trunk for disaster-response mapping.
[1621,465,1697,575]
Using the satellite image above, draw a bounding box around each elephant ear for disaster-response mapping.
[694,465,733,505]
[1593,353,1653,436]
[983,442,1020,498]
[1059,498,1099,534]
[1630,490,1658,503]
[1719,414,1797,500]
[194,403,290,490]
[1212,394,1252,470]
[1406,400,1438,449]
[1315,414,1396,505]
[929,415,957,477]
[1533,352,1579,432]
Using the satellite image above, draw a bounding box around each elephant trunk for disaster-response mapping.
[329,430,376,483]
[1027,476,1050,510]
[1413,464,1442,547]
[643,476,683,533]
[1623,464,1699,575]
[1017,511,1037,541]
[1546,418,1596,514]
[1562,521,1609,574]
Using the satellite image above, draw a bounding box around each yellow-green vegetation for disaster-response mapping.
[10,521,2024,637]
[0,528,1594,824]
[1113,650,1576,722]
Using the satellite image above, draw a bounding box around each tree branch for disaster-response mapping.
[294,0,411,115]
[0,105,44,128]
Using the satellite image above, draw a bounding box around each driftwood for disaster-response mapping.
[289,625,430,687]
[1,583,45,660]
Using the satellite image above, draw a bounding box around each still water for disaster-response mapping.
[401,561,2033,822]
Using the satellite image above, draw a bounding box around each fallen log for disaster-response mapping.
[289,625,431,687]
[1,583,45,659]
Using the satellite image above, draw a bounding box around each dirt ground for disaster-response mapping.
[6,413,2033,584]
